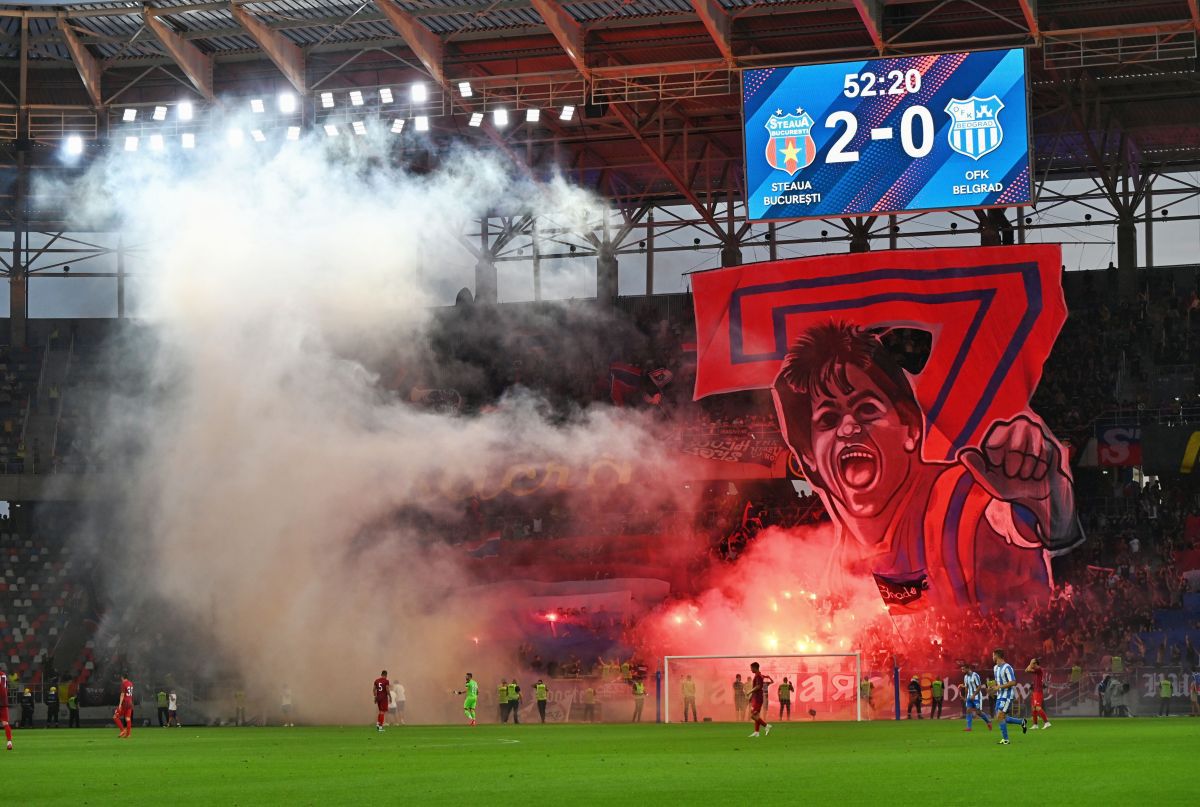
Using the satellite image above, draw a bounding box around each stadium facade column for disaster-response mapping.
[474,218,498,304]
[645,209,655,294]
[116,236,126,319]
[720,242,742,266]
[720,191,742,266]
[474,256,497,304]
[9,153,28,349]
[977,209,1013,247]
[1116,211,1137,297]
[844,216,875,253]
[8,15,29,349]
[596,242,618,305]
[1099,162,1151,299]
[1143,185,1153,269]
[531,218,542,302]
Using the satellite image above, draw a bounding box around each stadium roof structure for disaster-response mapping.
[0,1,1196,328]
[0,1,1196,200]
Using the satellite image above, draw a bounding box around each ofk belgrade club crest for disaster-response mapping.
[944,96,1005,160]
[764,108,816,176]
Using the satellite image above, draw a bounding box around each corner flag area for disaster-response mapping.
[7,721,1198,805]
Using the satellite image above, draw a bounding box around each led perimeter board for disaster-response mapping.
[742,48,1032,221]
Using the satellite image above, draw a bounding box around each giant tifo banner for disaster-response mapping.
[743,48,1031,220]
[693,245,1079,613]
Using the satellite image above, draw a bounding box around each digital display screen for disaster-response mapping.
[742,48,1032,220]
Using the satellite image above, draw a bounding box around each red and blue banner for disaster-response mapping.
[692,245,1077,613]
[692,245,1066,463]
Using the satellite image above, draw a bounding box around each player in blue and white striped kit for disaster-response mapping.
[959,662,992,732]
[991,649,1028,745]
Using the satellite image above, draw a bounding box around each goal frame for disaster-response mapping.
[662,652,863,724]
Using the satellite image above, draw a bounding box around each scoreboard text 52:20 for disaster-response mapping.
[742,48,1032,221]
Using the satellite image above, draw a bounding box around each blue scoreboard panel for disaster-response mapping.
[742,48,1031,221]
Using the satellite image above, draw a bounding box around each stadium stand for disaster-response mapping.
[1,269,1198,711]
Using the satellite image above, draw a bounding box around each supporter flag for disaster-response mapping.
[872,572,931,615]
[691,245,1066,462]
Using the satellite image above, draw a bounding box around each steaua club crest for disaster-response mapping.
[944,95,1005,160]
[764,108,816,176]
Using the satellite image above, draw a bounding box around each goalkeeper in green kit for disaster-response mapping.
[456,673,479,726]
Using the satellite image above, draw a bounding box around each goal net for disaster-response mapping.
[663,653,863,723]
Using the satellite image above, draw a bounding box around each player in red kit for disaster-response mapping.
[747,662,774,738]
[1,665,13,750]
[373,670,390,732]
[113,675,135,738]
[1025,658,1051,729]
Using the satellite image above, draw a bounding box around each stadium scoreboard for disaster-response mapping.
[742,48,1032,221]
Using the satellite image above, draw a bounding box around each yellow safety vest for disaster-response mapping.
[498,685,509,703]
[535,683,548,701]
[507,683,519,701]
[633,682,645,699]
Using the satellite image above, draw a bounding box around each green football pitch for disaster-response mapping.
[5,719,1198,805]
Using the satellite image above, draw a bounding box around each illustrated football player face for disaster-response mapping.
[807,364,919,519]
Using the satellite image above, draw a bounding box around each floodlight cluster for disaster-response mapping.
[62,82,581,156]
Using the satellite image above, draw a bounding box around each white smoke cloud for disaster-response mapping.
[49,129,687,723]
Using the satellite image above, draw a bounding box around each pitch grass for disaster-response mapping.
[5,718,1199,806]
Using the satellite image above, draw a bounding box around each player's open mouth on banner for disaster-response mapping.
[838,443,879,489]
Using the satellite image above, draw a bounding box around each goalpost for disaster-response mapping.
[663,653,863,724]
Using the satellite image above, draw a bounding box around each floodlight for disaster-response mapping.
[278,93,297,114]
[152,106,167,121]
[352,121,367,136]
[178,101,194,121]
[560,105,575,121]
[324,123,339,137]
[286,126,300,141]
[379,88,393,104]
[468,112,483,127]
[122,108,137,122]
[320,92,335,108]
[149,134,164,152]
[414,116,429,132]
[250,98,265,113]
[525,108,540,123]
[251,129,266,143]
[390,119,405,134]
[227,128,244,147]
[64,136,83,156]
[493,108,508,127]
[457,81,473,98]
[349,90,364,107]
[124,136,138,152]
[181,133,195,149]
[411,82,428,103]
